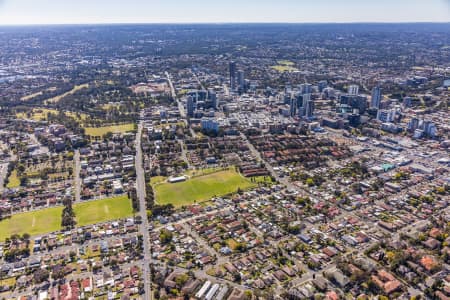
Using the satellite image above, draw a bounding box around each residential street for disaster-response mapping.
[135,118,152,300]
[74,149,81,202]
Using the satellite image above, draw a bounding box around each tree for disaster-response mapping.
[33,268,49,284]
[244,290,253,300]
[22,233,30,241]
[175,274,189,287]
[52,265,66,280]
[159,229,173,244]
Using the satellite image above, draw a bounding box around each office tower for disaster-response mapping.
[302,93,311,109]
[370,86,382,109]
[237,70,245,91]
[289,97,297,117]
[348,114,361,127]
[377,109,395,122]
[187,96,195,118]
[339,94,351,105]
[354,96,368,114]
[422,120,437,137]
[403,97,412,108]
[201,118,219,133]
[306,100,315,118]
[197,90,208,101]
[229,61,236,90]
[208,90,218,109]
[340,95,367,114]
[348,84,359,95]
[318,80,328,92]
[408,117,419,132]
[300,83,312,95]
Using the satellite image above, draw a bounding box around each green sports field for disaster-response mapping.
[0,207,63,241]
[0,195,133,241]
[74,195,133,226]
[153,169,256,207]
[84,123,135,137]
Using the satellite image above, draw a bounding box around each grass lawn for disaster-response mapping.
[73,195,133,226]
[0,277,16,287]
[0,196,133,241]
[45,83,89,104]
[271,60,298,72]
[253,176,274,184]
[16,108,58,121]
[271,65,299,72]
[277,60,295,66]
[20,91,43,101]
[150,176,166,185]
[6,169,20,188]
[226,238,239,250]
[16,108,90,122]
[0,207,63,241]
[153,168,256,207]
[84,123,135,137]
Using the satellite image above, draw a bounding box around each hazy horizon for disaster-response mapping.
[0,0,449,25]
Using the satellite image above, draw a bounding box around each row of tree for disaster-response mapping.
[61,197,76,228]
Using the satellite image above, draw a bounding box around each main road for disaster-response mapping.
[165,71,197,138]
[135,116,152,300]
[240,132,296,191]
[74,149,81,202]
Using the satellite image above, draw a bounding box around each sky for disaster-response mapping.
[0,0,449,25]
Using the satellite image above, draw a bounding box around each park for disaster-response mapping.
[0,195,133,241]
[152,167,261,207]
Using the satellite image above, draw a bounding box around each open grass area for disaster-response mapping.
[0,196,133,240]
[253,176,274,184]
[0,207,63,241]
[20,91,43,101]
[0,277,16,288]
[152,168,256,207]
[150,176,166,185]
[271,60,299,72]
[73,195,133,226]
[84,123,135,137]
[16,108,58,121]
[45,83,89,104]
[271,65,299,72]
[15,108,90,122]
[277,60,295,66]
[6,169,20,188]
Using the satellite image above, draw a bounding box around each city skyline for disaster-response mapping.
[0,0,449,25]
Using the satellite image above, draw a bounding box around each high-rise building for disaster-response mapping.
[422,120,437,137]
[318,80,328,92]
[237,70,245,91]
[187,96,195,118]
[354,96,368,114]
[300,83,312,95]
[340,95,367,114]
[408,117,419,132]
[370,86,382,109]
[229,61,237,90]
[377,109,395,123]
[306,100,315,118]
[289,97,297,117]
[201,118,219,133]
[302,93,311,109]
[208,90,218,109]
[348,84,359,95]
[403,97,412,108]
